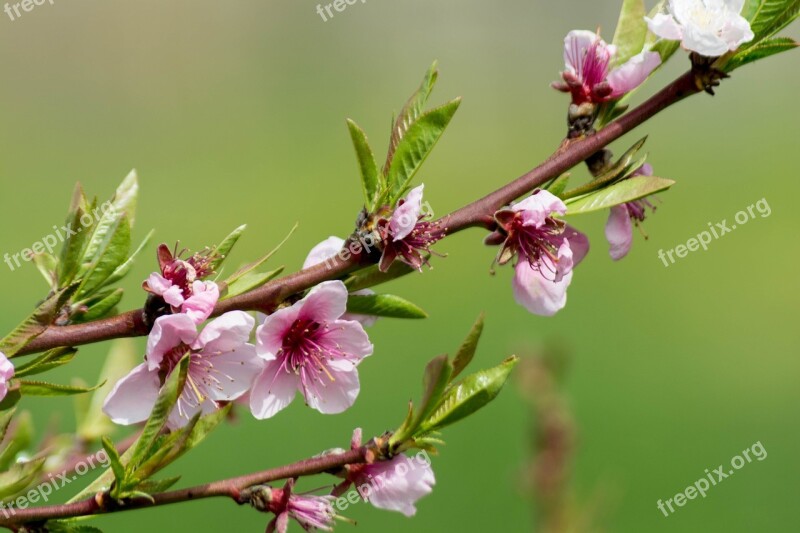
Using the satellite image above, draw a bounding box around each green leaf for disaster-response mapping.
[346,294,427,319]
[418,356,519,434]
[561,137,649,200]
[0,283,79,356]
[543,173,571,198]
[134,476,181,494]
[44,522,105,533]
[210,224,248,272]
[452,314,484,380]
[100,229,155,288]
[77,215,132,298]
[722,37,799,71]
[565,175,675,215]
[347,119,381,211]
[392,355,453,447]
[384,62,440,175]
[75,288,125,323]
[76,339,139,442]
[19,379,104,397]
[128,356,189,471]
[101,436,127,499]
[613,0,648,66]
[0,457,46,499]
[224,223,297,286]
[385,98,461,203]
[14,347,77,378]
[223,268,284,300]
[748,0,800,40]
[32,252,59,290]
[344,262,415,292]
[80,170,138,268]
[58,184,92,286]
[0,411,32,470]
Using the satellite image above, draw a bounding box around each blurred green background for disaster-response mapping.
[0,1,797,531]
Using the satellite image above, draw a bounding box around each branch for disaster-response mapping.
[16,71,700,357]
[0,445,371,527]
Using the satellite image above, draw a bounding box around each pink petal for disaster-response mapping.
[303,367,360,415]
[146,273,174,297]
[181,281,219,324]
[391,184,424,241]
[303,236,346,269]
[166,392,218,430]
[606,205,634,261]
[563,225,590,267]
[322,320,373,372]
[563,30,600,75]
[360,455,436,517]
[608,51,662,97]
[146,314,198,370]
[512,261,572,316]
[202,344,263,402]
[256,305,301,361]
[193,310,254,354]
[249,362,299,419]
[102,363,161,425]
[511,190,567,228]
[0,352,14,381]
[645,14,683,41]
[299,281,349,323]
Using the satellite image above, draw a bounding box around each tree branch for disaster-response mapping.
[15,70,700,357]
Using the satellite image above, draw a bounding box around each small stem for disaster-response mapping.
[15,71,700,358]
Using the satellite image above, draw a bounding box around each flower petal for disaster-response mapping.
[303,368,360,414]
[511,190,567,228]
[303,236,346,269]
[359,455,436,517]
[146,314,198,370]
[563,225,590,267]
[321,320,374,371]
[391,184,425,241]
[605,205,634,261]
[512,261,572,316]
[102,363,161,425]
[563,30,600,75]
[181,281,219,324]
[608,51,662,97]
[202,344,263,402]
[256,305,301,361]
[299,281,349,323]
[193,311,254,354]
[645,14,684,41]
[249,362,299,419]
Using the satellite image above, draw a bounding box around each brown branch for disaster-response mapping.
[0,445,371,527]
[16,71,700,358]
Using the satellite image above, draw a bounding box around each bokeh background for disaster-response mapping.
[1,1,797,531]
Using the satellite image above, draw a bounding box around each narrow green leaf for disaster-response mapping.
[134,476,181,494]
[451,314,485,380]
[210,224,248,272]
[565,175,675,215]
[128,356,189,470]
[223,268,284,300]
[384,62,440,174]
[391,355,453,447]
[80,170,138,268]
[43,522,105,533]
[32,252,59,290]
[613,0,648,66]
[748,0,800,40]
[77,216,132,297]
[386,98,461,203]
[0,284,79,356]
[58,184,92,286]
[0,457,46,499]
[224,223,297,285]
[19,379,104,397]
[75,288,125,323]
[0,411,32,470]
[561,137,648,200]
[344,262,415,292]
[419,356,519,434]
[543,173,571,197]
[14,347,77,378]
[101,436,126,499]
[347,119,381,211]
[346,294,428,319]
[101,228,155,288]
[723,37,799,71]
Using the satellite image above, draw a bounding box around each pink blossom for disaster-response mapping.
[378,185,445,272]
[0,352,14,402]
[605,164,658,261]
[143,244,220,324]
[103,312,262,429]
[264,479,336,533]
[494,190,589,316]
[338,428,435,516]
[304,237,378,327]
[249,281,373,419]
[553,30,661,105]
